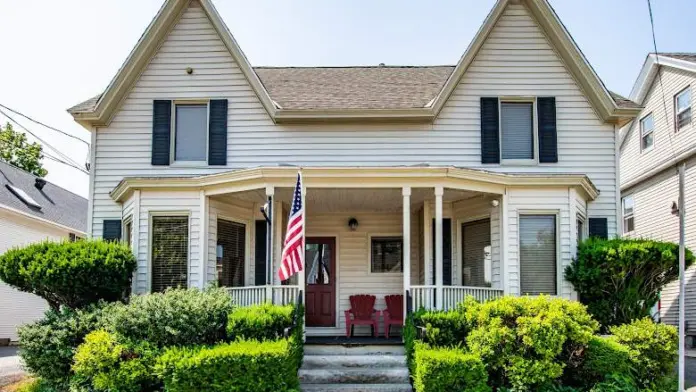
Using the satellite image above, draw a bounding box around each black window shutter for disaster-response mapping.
[151,100,171,166]
[432,218,452,286]
[103,220,122,242]
[208,99,228,165]
[480,97,500,164]
[588,218,608,239]
[537,97,558,163]
[254,220,267,286]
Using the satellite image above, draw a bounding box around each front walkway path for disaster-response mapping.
[0,346,25,387]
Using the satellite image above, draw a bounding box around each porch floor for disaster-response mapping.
[305,336,403,346]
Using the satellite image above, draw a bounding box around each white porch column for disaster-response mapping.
[402,186,411,319]
[423,201,432,286]
[131,190,141,294]
[265,186,274,301]
[435,186,444,310]
[199,190,209,289]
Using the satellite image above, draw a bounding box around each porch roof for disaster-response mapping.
[109,166,599,203]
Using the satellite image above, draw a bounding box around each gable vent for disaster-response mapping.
[6,184,41,209]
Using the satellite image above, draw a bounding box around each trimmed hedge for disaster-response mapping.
[227,302,294,341]
[610,318,678,389]
[0,240,136,309]
[565,237,694,330]
[156,339,299,392]
[17,303,113,390]
[565,335,632,387]
[416,308,469,348]
[412,342,490,392]
[105,287,234,348]
[72,330,160,392]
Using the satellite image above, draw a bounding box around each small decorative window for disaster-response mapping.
[640,113,654,151]
[675,87,691,130]
[370,237,403,273]
[174,104,208,162]
[622,196,635,233]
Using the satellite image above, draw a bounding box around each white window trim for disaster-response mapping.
[215,213,252,287]
[640,112,654,153]
[367,233,404,276]
[675,86,691,131]
[517,210,561,296]
[123,215,133,248]
[499,97,538,166]
[170,100,210,165]
[147,211,191,293]
[622,196,635,234]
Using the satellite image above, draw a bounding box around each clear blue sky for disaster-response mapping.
[0,0,693,197]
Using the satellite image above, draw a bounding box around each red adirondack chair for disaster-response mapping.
[344,294,380,337]
[383,294,403,339]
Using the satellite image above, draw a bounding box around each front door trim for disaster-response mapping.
[305,236,337,327]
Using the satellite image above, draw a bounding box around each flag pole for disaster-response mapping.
[298,171,306,342]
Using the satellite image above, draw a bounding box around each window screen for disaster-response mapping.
[151,216,189,292]
[175,104,207,161]
[217,219,246,287]
[371,237,403,273]
[501,102,534,160]
[520,215,556,295]
[676,88,691,130]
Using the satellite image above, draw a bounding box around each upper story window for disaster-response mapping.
[675,87,691,131]
[500,101,534,162]
[173,103,208,162]
[622,195,635,233]
[640,113,654,152]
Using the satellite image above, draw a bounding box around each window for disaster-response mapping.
[501,102,534,161]
[124,220,133,247]
[69,233,83,242]
[520,215,557,295]
[370,237,403,273]
[675,87,692,130]
[216,219,246,288]
[640,113,654,151]
[174,104,207,162]
[576,218,584,244]
[622,196,635,233]
[151,216,189,292]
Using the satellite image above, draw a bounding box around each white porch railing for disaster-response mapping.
[410,285,504,311]
[227,285,301,307]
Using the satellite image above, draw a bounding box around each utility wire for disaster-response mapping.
[0,103,89,146]
[0,107,86,171]
[0,136,88,174]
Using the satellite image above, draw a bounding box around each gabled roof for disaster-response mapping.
[629,53,696,104]
[0,160,87,233]
[68,0,640,126]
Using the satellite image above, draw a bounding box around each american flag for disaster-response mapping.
[278,173,304,281]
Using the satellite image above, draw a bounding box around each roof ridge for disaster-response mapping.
[253,65,456,69]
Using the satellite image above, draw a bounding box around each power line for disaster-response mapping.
[0,107,86,170]
[0,135,88,174]
[0,103,89,146]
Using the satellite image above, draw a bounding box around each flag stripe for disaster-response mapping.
[278,172,304,282]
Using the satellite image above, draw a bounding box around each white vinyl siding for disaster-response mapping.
[501,102,534,161]
[90,0,618,243]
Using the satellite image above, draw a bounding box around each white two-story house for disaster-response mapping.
[68,0,639,336]
[620,53,696,336]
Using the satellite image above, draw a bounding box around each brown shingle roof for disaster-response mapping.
[69,65,639,113]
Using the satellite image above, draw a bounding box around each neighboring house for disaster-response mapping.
[67,0,640,336]
[0,161,87,342]
[619,53,696,336]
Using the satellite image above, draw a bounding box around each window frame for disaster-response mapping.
[518,211,561,296]
[675,86,692,131]
[640,112,655,153]
[216,214,251,288]
[367,234,404,275]
[622,195,635,234]
[123,215,133,248]
[576,214,586,244]
[148,211,191,293]
[499,97,538,166]
[170,100,210,166]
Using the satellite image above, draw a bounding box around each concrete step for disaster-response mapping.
[299,368,410,384]
[301,383,413,392]
[304,345,405,356]
[302,354,406,369]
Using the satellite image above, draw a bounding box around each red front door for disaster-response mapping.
[305,237,336,327]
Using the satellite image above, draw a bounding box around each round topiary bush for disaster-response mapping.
[0,239,136,309]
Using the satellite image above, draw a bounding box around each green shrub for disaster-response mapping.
[575,335,633,386]
[289,303,305,370]
[72,330,160,392]
[610,318,678,388]
[464,295,598,391]
[565,237,694,330]
[156,339,299,392]
[105,287,233,348]
[416,308,469,348]
[17,304,112,390]
[412,342,490,392]
[589,373,639,392]
[0,240,136,310]
[404,310,421,374]
[227,302,294,341]
[13,378,52,392]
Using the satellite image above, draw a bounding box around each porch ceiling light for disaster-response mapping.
[348,217,359,231]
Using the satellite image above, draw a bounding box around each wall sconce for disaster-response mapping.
[348,217,359,231]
